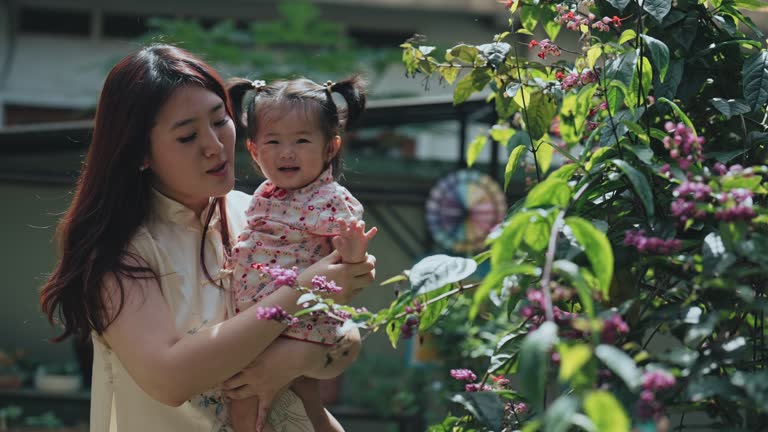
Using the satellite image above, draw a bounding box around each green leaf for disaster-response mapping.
[641,0,671,22]
[453,68,492,105]
[408,255,477,295]
[386,319,402,348]
[491,211,538,267]
[618,29,637,45]
[470,264,540,320]
[607,0,631,12]
[418,292,448,332]
[467,134,488,167]
[438,65,461,85]
[656,97,696,136]
[552,260,596,317]
[490,125,516,145]
[550,163,579,181]
[584,391,631,432]
[523,212,552,252]
[526,92,558,140]
[564,217,614,297]
[451,392,504,431]
[710,98,752,119]
[526,178,572,209]
[558,343,593,382]
[627,56,653,108]
[594,345,642,390]
[520,4,540,33]
[639,34,669,82]
[536,134,555,174]
[587,46,603,68]
[519,322,558,412]
[606,50,638,87]
[742,50,768,111]
[544,396,580,432]
[541,5,561,41]
[734,0,765,10]
[445,44,480,64]
[504,144,527,191]
[612,160,654,221]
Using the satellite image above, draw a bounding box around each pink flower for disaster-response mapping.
[642,369,676,392]
[311,275,342,293]
[450,369,478,381]
[465,383,493,392]
[259,265,298,287]
[255,306,298,326]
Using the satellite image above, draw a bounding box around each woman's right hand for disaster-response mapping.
[297,251,375,304]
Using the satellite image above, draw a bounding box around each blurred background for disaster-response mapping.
[0,0,766,430]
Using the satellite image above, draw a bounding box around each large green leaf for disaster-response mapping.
[743,50,768,111]
[451,392,505,430]
[584,391,631,432]
[627,56,653,108]
[612,159,655,221]
[519,322,558,412]
[710,98,752,119]
[536,134,555,174]
[526,178,572,209]
[478,42,511,68]
[639,34,669,82]
[408,255,477,295]
[526,92,558,140]
[558,343,593,382]
[594,345,642,390]
[607,0,631,12]
[606,50,638,87]
[504,144,527,191]
[564,217,614,297]
[454,68,492,105]
[560,84,597,146]
[467,134,488,167]
[491,211,538,267]
[445,44,480,64]
[523,212,552,252]
[641,0,672,22]
[544,396,580,432]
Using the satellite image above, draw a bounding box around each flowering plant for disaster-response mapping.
[371,0,767,430]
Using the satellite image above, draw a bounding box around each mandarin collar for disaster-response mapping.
[150,188,220,230]
[259,166,334,200]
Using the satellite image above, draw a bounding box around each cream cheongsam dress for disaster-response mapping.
[89,188,315,432]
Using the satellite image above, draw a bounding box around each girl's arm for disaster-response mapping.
[102,252,374,407]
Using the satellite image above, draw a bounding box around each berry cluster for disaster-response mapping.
[400,301,423,339]
[624,230,682,255]
[528,39,561,59]
[663,122,704,171]
[636,370,676,420]
[255,306,298,326]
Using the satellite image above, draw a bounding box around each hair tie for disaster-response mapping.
[324,80,335,95]
[251,80,267,91]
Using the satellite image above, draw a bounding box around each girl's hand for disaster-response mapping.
[297,251,376,305]
[332,218,377,264]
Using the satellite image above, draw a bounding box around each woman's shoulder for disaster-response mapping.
[226,189,251,212]
[226,189,252,233]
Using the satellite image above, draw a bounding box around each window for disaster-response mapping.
[18,7,90,37]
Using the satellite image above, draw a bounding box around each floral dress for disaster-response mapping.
[231,167,363,345]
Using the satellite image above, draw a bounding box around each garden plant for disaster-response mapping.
[272,0,768,430]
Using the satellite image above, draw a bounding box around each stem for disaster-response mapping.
[540,181,593,321]
[512,38,541,182]
[597,53,625,160]
[390,282,480,321]
[740,114,749,165]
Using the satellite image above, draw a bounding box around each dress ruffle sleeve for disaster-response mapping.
[305,182,364,237]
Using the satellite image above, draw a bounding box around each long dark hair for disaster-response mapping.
[41,44,234,341]
[227,76,367,179]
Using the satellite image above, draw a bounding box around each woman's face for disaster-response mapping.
[147,85,236,214]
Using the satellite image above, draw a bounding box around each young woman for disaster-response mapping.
[40,44,375,431]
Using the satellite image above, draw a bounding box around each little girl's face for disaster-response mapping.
[250,110,339,190]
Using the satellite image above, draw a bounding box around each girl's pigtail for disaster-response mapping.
[330,75,367,131]
[227,78,255,141]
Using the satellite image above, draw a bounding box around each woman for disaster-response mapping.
[40,44,375,431]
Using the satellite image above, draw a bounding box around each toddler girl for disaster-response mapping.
[227,76,377,431]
